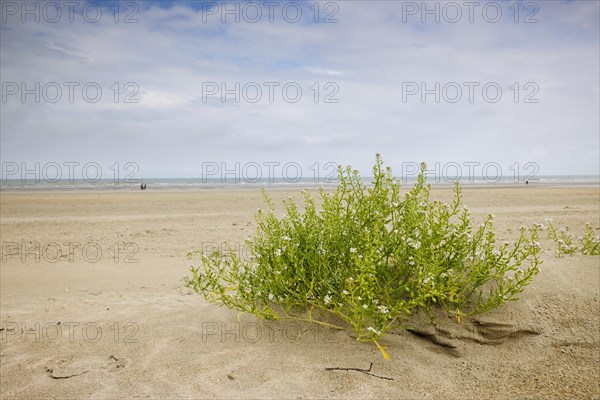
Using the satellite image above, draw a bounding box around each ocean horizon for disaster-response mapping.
[1,175,598,191]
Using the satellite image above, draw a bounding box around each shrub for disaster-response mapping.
[544,219,600,257]
[578,224,600,255]
[546,219,578,257]
[185,155,542,358]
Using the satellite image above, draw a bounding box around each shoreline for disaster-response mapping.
[1,181,599,195]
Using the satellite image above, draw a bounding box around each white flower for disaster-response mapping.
[378,305,389,314]
[324,295,332,305]
[534,222,546,230]
[367,327,381,335]
[423,276,432,284]
[342,290,349,295]
[350,248,357,253]
[274,249,281,256]
[408,238,421,249]
[362,304,368,309]
[268,293,274,301]
[357,296,362,300]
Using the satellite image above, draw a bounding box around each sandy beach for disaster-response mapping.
[1,186,599,399]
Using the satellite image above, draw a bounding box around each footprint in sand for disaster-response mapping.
[45,354,126,379]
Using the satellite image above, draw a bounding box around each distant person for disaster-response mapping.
[525,180,529,185]
[141,183,147,190]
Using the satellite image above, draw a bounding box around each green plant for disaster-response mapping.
[578,223,600,256]
[185,155,542,358]
[546,219,578,257]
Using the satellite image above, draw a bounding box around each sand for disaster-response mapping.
[1,186,599,399]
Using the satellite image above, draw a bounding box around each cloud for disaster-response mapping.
[305,67,343,76]
[1,1,598,177]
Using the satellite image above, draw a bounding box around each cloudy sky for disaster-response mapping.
[1,0,598,179]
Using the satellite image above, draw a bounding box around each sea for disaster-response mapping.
[1,175,598,191]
